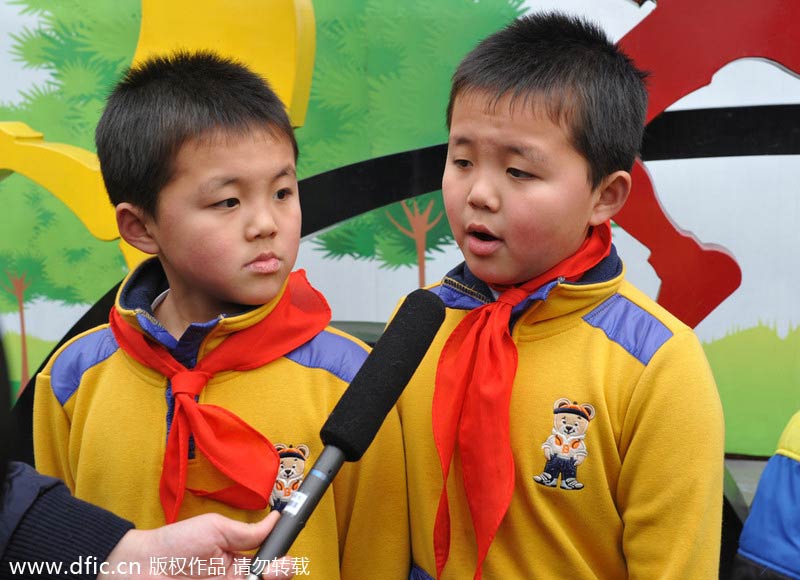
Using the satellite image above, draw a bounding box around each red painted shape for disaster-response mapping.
[621,162,743,326]
[615,0,800,328]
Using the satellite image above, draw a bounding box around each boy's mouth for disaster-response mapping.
[245,253,281,274]
[467,225,500,242]
[469,231,498,242]
[465,226,502,256]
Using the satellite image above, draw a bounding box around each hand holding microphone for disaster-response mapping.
[247,289,445,579]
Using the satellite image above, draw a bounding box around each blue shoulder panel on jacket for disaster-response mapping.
[51,328,119,405]
[409,564,435,580]
[737,454,800,579]
[582,294,673,365]
[433,283,486,310]
[285,330,368,383]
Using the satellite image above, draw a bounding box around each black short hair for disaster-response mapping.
[96,50,298,216]
[447,12,648,188]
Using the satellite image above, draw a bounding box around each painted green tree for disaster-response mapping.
[301,0,525,281]
[0,176,128,393]
[383,195,448,287]
[3,0,141,150]
[0,0,139,395]
[314,191,453,287]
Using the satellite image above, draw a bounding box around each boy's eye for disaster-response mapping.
[508,167,534,179]
[274,188,292,201]
[453,158,472,168]
[214,198,239,208]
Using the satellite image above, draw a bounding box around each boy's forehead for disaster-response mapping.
[183,125,290,150]
[452,89,568,126]
[166,126,296,184]
[449,92,573,149]
[170,126,295,170]
[449,132,549,166]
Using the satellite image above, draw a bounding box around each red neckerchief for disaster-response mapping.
[109,270,331,523]
[432,222,612,580]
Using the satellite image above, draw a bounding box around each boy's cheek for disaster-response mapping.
[441,177,461,210]
[441,197,462,235]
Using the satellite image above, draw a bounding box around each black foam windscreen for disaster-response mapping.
[320,289,446,461]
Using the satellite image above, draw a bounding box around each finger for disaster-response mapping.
[219,511,282,551]
[261,510,281,533]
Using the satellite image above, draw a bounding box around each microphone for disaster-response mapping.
[248,289,445,578]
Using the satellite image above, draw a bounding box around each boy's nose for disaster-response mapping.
[466,176,500,212]
[245,206,278,240]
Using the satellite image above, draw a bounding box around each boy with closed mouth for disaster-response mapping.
[33,50,409,580]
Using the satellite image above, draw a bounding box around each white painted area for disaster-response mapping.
[640,155,800,342]
[668,59,800,110]
[296,239,464,324]
[0,298,91,340]
[609,226,660,299]
[0,3,53,104]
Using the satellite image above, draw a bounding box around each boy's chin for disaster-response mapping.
[218,292,282,315]
[231,277,292,307]
[479,275,522,291]
[234,294,280,308]
[466,262,521,289]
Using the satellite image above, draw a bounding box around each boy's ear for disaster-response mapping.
[589,170,631,226]
[115,203,159,255]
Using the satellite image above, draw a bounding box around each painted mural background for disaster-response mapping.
[1,0,798,456]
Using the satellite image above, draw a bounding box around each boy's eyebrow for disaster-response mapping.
[449,135,548,163]
[200,176,235,195]
[200,164,297,194]
[274,164,297,179]
[507,143,548,164]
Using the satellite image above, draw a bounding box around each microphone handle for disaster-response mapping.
[247,446,346,579]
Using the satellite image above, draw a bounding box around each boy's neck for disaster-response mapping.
[152,290,237,340]
[152,291,195,340]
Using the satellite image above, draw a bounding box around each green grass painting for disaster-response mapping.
[707,324,800,456]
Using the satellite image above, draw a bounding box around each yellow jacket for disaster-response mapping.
[400,255,723,580]
[35,259,409,579]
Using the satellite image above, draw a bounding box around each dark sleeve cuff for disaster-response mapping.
[2,483,134,579]
[731,553,796,580]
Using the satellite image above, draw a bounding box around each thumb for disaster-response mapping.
[219,510,282,552]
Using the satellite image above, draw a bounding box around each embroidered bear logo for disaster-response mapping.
[533,398,595,490]
[270,443,310,512]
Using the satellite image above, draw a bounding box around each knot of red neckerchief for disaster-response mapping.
[109,270,331,523]
[171,371,211,397]
[432,222,611,579]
